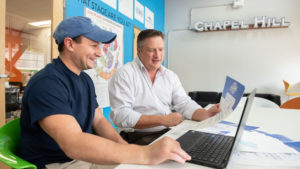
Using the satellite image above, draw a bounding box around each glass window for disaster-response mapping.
[5,0,52,122]
[5,0,51,87]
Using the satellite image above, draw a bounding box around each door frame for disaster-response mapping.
[52,0,64,59]
[133,26,141,60]
[0,0,6,127]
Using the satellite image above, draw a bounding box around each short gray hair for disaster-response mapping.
[137,29,164,49]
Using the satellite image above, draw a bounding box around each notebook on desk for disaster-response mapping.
[177,89,256,169]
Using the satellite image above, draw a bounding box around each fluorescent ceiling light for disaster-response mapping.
[28,20,51,27]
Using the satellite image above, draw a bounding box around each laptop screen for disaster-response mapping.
[226,88,256,165]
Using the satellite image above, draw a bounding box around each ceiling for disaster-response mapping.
[6,0,52,32]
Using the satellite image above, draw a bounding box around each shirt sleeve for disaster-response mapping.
[27,76,72,126]
[108,69,141,128]
[171,72,202,119]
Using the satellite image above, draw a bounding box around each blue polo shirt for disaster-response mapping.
[18,57,98,169]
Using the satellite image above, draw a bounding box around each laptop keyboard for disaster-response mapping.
[188,134,233,163]
[177,131,234,167]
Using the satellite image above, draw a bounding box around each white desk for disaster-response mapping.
[116,107,300,169]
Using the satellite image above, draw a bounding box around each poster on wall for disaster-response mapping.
[84,7,124,108]
[118,0,133,19]
[134,0,144,23]
[101,0,117,9]
[145,7,154,29]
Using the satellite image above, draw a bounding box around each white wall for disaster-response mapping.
[165,0,300,103]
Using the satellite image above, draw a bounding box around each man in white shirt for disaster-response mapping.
[109,29,221,145]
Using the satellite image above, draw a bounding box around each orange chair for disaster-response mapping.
[280,97,300,109]
[282,80,300,96]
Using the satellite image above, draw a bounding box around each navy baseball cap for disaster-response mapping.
[53,16,116,45]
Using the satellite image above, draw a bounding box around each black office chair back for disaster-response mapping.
[188,91,220,107]
[5,87,21,112]
[243,93,281,106]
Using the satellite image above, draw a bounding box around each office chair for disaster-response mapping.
[188,91,220,107]
[280,97,300,109]
[0,118,37,169]
[5,87,21,112]
[243,93,281,107]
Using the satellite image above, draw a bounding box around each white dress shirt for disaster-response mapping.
[108,57,201,132]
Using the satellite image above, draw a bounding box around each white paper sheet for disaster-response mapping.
[231,151,300,167]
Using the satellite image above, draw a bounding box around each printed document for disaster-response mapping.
[172,76,245,133]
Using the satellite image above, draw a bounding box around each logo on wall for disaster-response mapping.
[192,16,291,32]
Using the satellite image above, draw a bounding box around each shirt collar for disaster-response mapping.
[135,56,166,74]
[55,57,82,77]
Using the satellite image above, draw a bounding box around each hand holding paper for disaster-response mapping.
[191,103,221,121]
[172,76,245,133]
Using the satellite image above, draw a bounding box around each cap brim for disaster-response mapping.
[84,26,117,44]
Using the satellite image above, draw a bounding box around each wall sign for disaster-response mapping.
[192,16,290,32]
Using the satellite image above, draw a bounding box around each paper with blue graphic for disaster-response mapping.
[213,76,245,123]
[172,76,245,132]
[221,76,245,110]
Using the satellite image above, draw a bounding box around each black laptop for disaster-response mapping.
[177,89,256,169]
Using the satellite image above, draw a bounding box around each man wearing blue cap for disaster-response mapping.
[18,16,190,169]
